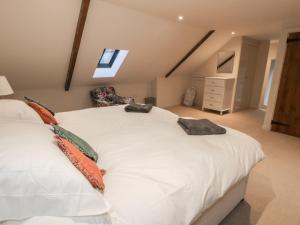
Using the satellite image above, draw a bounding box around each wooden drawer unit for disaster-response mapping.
[204,93,224,103]
[205,78,225,87]
[202,77,235,115]
[203,100,223,110]
[205,86,224,95]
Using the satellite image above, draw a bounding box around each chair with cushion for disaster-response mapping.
[90,86,134,107]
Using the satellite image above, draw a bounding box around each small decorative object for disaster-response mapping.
[144,97,156,106]
[0,76,14,97]
[183,87,196,107]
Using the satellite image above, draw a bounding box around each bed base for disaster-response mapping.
[191,177,248,225]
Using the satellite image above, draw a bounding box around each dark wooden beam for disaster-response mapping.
[165,30,215,78]
[65,0,90,91]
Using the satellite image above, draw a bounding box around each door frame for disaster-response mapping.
[262,26,300,130]
[259,57,276,110]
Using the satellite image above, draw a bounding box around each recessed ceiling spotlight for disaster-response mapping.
[178,16,184,21]
[231,31,236,35]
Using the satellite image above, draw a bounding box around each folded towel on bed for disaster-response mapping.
[177,118,226,135]
[124,103,153,113]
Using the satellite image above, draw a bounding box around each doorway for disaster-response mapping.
[259,41,279,110]
[263,59,276,107]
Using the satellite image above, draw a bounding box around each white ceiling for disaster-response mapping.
[0,0,211,89]
[104,0,300,39]
[1,0,300,90]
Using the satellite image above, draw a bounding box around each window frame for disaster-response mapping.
[97,49,120,68]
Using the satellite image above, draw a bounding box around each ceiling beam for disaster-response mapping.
[165,30,215,78]
[65,0,90,91]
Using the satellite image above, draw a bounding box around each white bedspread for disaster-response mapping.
[7,106,264,225]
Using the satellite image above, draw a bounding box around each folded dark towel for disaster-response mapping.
[177,118,226,135]
[125,103,153,113]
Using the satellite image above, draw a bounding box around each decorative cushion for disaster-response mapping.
[52,125,98,162]
[56,136,105,192]
[24,96,55,116]
[27,101,58,125]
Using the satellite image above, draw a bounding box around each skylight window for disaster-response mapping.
[94,48,128,78]
[97,49,119,68]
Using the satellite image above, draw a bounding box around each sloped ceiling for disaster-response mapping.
[105,0,300,39]
[0,0,80,90]
[0,0,213,90]
[72,0,208,86]
[1,0,300,91]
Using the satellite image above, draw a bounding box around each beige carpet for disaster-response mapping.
[167,106,300,225]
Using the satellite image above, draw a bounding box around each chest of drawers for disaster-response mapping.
[202,77,235,115]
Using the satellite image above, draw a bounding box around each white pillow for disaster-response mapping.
[0,99,43,124]
[0,122,110,221]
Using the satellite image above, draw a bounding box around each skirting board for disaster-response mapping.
[191,177,248,225]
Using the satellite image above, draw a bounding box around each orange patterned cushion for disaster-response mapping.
[55,136,105,192]
[27,102,58,125]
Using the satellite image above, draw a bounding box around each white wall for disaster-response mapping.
[249,40,270,108]
[154,32,238,109]
[1,1,264,111]
[0,0,79,90]
[11,82,151,112]
[193,37,243,78]
[156,75,191,108]
[0,0,207,89]
[193,36,270,111]
[191,37,242,109]
[0,0,211,111]
[263,25,300,130]
[1,0,227,111]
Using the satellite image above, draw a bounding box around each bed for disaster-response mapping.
[0,103,264,225]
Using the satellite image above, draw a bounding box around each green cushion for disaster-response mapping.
[52,125,98,162]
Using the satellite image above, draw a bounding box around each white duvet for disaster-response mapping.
[7,106,264,225]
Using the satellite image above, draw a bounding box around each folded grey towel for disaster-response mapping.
[177,118,226,135]
[125,103,153,113]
